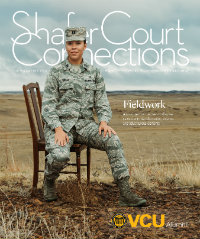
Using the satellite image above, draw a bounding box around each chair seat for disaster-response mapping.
[38,139,87,152]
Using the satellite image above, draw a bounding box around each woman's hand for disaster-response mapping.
[54,127,69,146]
[98,121,117,137]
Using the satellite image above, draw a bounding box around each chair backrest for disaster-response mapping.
[23,82,44,141]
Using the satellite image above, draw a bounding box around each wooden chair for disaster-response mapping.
[23,82,91,195]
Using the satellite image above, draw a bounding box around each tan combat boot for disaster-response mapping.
[117,176,146,207]
[43,176,58,202]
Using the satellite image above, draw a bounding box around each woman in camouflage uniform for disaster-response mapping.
[42,26,146,207]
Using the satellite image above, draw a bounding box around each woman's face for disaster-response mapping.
[66,41,87,63]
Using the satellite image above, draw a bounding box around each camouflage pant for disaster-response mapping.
[44,121,130,182]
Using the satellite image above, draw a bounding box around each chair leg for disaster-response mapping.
[76,151,81,183]
[45,150,48,157]
[87,147,91,185]
[32,143,39,196]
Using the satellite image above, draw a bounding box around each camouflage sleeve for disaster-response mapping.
[94,69,112,124]
[41,68,62,130]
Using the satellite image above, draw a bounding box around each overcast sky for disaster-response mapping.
[1,0,200,91]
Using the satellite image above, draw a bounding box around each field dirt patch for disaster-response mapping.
[0,178,199,239]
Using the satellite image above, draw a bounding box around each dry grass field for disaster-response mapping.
[0,93,199,238]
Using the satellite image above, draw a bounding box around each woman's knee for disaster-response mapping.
[50,147,70,162]
[106,134,123,150]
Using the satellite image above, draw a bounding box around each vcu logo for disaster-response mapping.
[111,214,165,228]
[111,214,127,228]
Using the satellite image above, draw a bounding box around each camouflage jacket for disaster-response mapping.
[41,57,112,134]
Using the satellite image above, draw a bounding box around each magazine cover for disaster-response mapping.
[0,0,199,238]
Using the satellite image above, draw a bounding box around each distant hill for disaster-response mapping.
[107,90,200,95]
